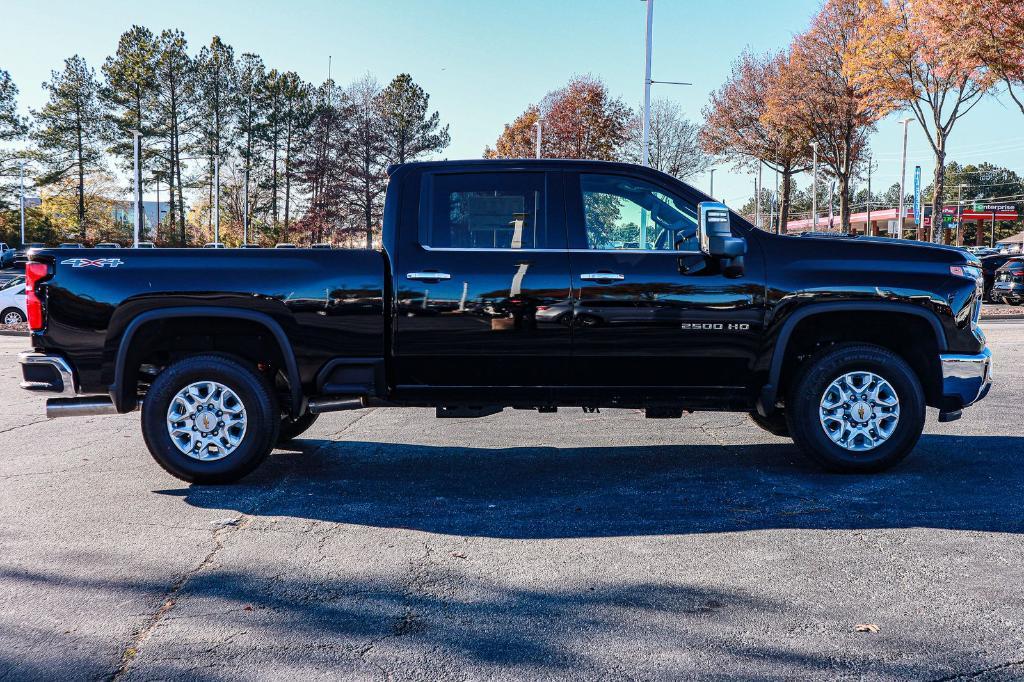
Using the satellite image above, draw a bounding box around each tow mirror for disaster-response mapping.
[698,201,746,277]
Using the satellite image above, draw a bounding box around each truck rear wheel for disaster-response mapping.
[141,354,279,484]
[278,411,319,442]
[786,344,924,473]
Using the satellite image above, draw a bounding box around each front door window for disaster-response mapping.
[580,174,699,252]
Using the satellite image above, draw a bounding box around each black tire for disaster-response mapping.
[748,410,790,437]
[277,410,319,442]
[141,354,280,484]
[1,307,25,325]
[785,343,925,473]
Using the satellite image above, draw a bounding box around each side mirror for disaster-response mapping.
[698,201,746,258]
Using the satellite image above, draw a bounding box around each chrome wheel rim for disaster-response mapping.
[819,371,900,452]
[166,381,247,461]
[3,311,23,325]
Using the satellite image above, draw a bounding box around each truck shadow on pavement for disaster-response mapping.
[172,433,1024,538]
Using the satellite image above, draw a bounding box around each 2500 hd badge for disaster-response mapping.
[681,322,751,331]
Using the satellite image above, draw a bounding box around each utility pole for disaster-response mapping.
[709,169,715,199]
[214,154,220,244]
[897,117,913,240]
[811,141,819,231]
[638,0,655,165]
[755,161,763,229]
[772,167,779,234]
[18,160,26,245]
[866,153,872,236]
[534,118,543,158]
[131,130,143,247]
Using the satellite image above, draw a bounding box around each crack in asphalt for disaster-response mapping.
[107,518,249,681]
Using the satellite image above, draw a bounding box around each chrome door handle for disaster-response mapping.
[406,272,451,281]
[580,273,625,282]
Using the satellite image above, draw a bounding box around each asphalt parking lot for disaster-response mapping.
[0,323,1022,681]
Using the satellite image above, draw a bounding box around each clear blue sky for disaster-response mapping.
[4,0,1024,208]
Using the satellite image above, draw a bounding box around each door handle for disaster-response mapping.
[406,272,451,281]
[580,273,625,282]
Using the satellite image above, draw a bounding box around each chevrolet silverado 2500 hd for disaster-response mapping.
[18,159,992,482]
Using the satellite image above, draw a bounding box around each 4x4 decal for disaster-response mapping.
[61,258,124,268]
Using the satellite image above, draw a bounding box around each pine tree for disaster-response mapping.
[101,26,158,175]
[32,56,106,233]
[150,30,194,244]
[376,73,449,165]
[195,36,237,232]
[0,68,29,209]
[343,75,388,248]
[234,53,265,242]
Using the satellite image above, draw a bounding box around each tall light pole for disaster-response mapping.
[131,130,143,247]
[534,118,543,159]
[709,168,715,199]
[214,154,220,244]
[755,161,763,229]
[641,0,654,167]
[866,152,872,236]
[811,141,819,231]
[771,167,779,234]
[897,117,913,239]
[18,159,26,246]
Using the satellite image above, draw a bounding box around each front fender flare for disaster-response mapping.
[757,301,947,416]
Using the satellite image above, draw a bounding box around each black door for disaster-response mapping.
[564,171,765,397]
[393,169,572,397]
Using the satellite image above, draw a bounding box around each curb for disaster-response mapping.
[0,330,29,337]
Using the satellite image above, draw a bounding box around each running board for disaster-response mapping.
[306,397,366,414]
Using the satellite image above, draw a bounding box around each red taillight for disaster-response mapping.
[25,262,48,331]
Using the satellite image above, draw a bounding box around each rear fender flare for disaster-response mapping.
[110,306,303,414]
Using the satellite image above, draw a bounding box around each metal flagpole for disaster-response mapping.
[19,160,26,245]
[641,0,653,167]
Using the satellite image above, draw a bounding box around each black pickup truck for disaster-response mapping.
[18,159,992,482]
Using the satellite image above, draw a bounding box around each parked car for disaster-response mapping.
[134,241,156,249]
[980,254,1012,301]
[311,243,333,249]
[991,257,1024,305]
[13,243,46,266]
[204,242,226,249]
[240,244,262,249]
[274,243,297,248]
[58,243,84,249]
[0,275,27,325]
[94,242,121,249]
[18,159,992,483]
[0,243,15,268]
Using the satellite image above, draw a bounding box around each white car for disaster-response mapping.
[0,275,27,325]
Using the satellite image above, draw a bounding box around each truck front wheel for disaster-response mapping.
[141,354,280,484]
[786,344,925,473]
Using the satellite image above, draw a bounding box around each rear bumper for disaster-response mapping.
[18,351,77,396]
[940,347,992,410]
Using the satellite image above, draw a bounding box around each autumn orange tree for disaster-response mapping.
[849,0,994,243]
[485,76,631,160]
[700,50,812,231]
[767,0,879,233]
[959,0,1024,116]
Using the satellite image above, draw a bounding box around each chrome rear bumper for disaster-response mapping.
[940,348,992,409]
[18,351,77,397]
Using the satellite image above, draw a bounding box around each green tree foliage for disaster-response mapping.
[101,26,158,176]
[150,29,194,244]
[32,55,106,232]
[376,73,450,165]
[0,68,29,209]
[195,36,236,229]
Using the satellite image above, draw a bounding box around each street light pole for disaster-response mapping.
[18,160,26,246]
[709,169,715,200]
[131,130,142,247]
[811,141,819,231]
[641,0,653,167]
[866,153,872,236]
[897,117,913,239]
[534,118,543,159]
[755,161,763,229]
[214,154,220,244]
